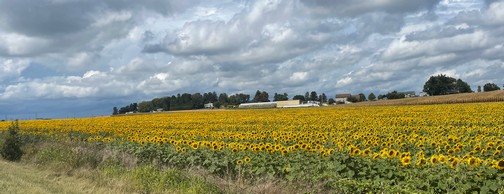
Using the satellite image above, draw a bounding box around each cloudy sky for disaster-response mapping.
[1,0,503,119]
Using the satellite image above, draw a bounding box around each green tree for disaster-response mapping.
[328,98,336,105]
[368,93,376,101]
[321,93,327,103]
[192,93,204,109]
[455,79,472,93]
[138,101,153,112]
[423,74,458,96]
[293,95,305,102]
[253,90,270,102]
[112,107,118,115]
[477,86,482,92]
[273,93,288,101]
[1,121,23,161]
[347,96,359,103]
[218,93,229,106]
[310,91,318,101]
[483,83,501,92]
[358,93,366,102]
[386,91,405,99]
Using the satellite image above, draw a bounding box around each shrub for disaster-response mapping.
[1,121,23,161]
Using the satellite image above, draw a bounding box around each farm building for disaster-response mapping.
[238,102,277,109]
[276,100,300,108]
[399,91,416,98]
[204,103,214,109]
[335,94,352,104]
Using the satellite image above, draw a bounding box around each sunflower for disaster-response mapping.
[438,155,447,164]
[236,160,243,165]
[430,155,438,165]
[352,148,361,156]
[232,148,238,154]
[450,159,459,169]
[494,151,501,157]
[467,157,477,166]
[494,160,504,170]
[362,148,371,156]
[244,156,251,163]
[191,142,199,150]
[388,149,397,158]
[416,158,427,166]
[401,156,411,166]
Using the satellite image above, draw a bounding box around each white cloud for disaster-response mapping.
[2,0,504,117]
[0,59,30,81]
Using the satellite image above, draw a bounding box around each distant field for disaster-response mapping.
[352,90,504,106]
[2,99,504,193]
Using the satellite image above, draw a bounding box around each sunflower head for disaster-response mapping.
[401,156,411,166]
[495,160,504,170]
[430,155,438,165]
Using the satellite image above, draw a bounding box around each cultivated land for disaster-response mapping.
[353,90,504,106]
[1,91,504,193]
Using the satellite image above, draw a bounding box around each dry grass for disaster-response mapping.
[349,90,504,106]
[0,159,130,194]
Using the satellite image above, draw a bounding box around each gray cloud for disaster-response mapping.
[300,0,440,17]
[1,0,504,118]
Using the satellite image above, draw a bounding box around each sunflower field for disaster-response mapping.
[2,102,504,193]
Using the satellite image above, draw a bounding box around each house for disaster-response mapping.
[335,94,352,104]
[204,103,214,109]
[399,91,416,98]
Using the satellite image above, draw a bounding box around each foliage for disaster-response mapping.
[385,91,406,99]
[424,74,471,95]
[292,95,305,102]
[358,93,366,102]
[273,93,289,101]
[253,90,270,102]
[456,79,473,93]
[484,83,501,92]
[368,93,376,101]
[328,98,335,105]
[347,96,359,103]
[1,121,23,161]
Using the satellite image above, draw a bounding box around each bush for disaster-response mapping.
[1,121,23,161]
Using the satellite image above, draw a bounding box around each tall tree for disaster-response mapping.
[137,101,153,112]
[253,90,270,102]
[321,93,327,103]
[358,93,367,102]
[310,91,318,101]
[293,95,305,102]
[219,93,229,105]
[455,79,472,93]
[328,98,335,105]
[368,93,376,101]
[477,86,482,92]
[192,93,204,109]
[423,74,458,96]
[304,92,310,102]
[483,83,501,92]
[273,93,288,101]
[112,107,118,115]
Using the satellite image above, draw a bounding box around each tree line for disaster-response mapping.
[113,75,502,115]
[113,90,330,115]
